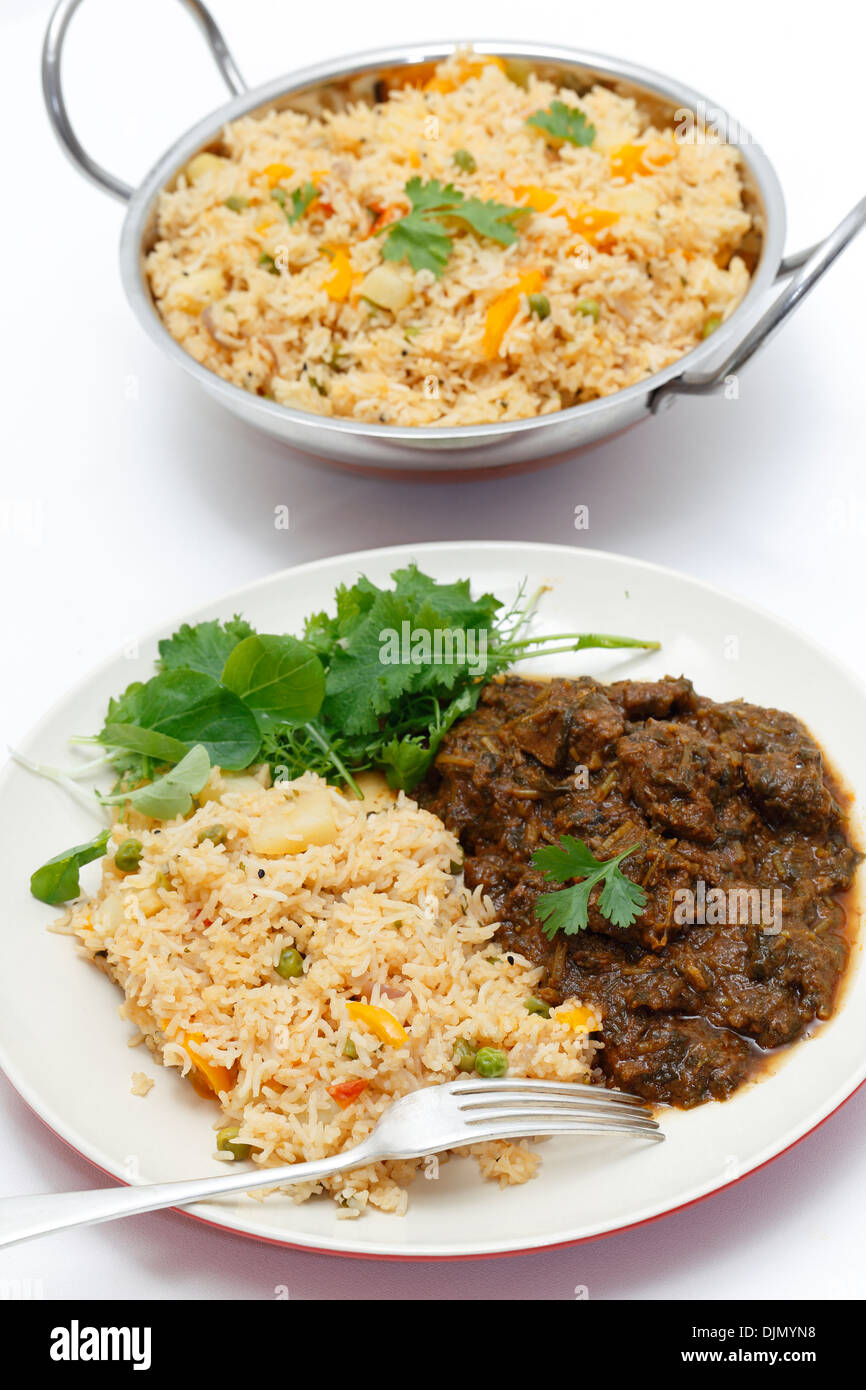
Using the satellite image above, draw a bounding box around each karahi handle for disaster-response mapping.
[42,0,248,203]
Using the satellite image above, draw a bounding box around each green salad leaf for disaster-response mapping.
[103,745,211,819]
[26,566,659,899]
[99,670,261,773]
[531,835,646,937]
[221,634,325,724]
[99,724,191,765]
[31,829,111,905]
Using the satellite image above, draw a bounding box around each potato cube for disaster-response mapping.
[358,264,414,312]
[353,770,397,808]
[185,152,228,184]
[248,790,338,855]
[164,267,225,314]
[136,887,164,918]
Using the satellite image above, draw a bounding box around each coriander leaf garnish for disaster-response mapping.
[531,835,646,938]
[272,181,318,225]
[379,178,529,276]
[526,101,596,148]
[159,617,254,681]
[300,565,657,788]
[30,829,111,905]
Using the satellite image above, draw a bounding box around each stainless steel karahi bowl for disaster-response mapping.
[44,0,866,475]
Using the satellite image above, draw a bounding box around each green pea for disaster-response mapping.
[528,293,550,320]
[453,148,477,173]
[224,195,249,212]
[503,59,532,90]
[524,996,550,1018]
[702,313,723,338]
[574,297,600,322]
[197,823,227,847]
[114,839,143,874]
[216,1125,251,1160]
[343,1037,358,1060]
[276,947,304,979]
[474,1046,508,1078]
[453,1038,477,1073]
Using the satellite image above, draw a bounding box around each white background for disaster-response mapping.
[0,0,864,1301]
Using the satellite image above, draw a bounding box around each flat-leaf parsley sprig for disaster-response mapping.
[378,178,529,276]
[531,835,647,937]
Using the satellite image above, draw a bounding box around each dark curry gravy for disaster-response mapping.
[420,675,861,1108]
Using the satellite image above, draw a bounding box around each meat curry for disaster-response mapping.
[421,676,861,1107]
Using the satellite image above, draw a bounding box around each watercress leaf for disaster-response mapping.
[158,617,255,680]
[99,724,191,765]
[221,634,325,725]
[104,745,211,819]
[99,669,260,771]
[31,828,111,905]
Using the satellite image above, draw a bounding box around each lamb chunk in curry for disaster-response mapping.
[420,676,860,1108]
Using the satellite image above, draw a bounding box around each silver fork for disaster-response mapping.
[0,1079,661,1248]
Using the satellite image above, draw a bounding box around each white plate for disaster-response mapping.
[1,541,864,1259]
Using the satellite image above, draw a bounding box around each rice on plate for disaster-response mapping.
[145,51,752,426]
[61,770,600,1217]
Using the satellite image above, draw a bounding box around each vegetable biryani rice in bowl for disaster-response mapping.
[146,51,752,426]
[62,771,600,1216]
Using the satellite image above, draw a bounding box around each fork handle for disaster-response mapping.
[0,1140,381,1250]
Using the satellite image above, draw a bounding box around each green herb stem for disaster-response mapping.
[303,721,363,799]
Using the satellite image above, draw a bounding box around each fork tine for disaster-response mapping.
[462,1106,660,1131]
[463,1119,664,1143]
[461,1106,656,1128]
[448,1078,646,1107]
[458,1093,651,1117]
